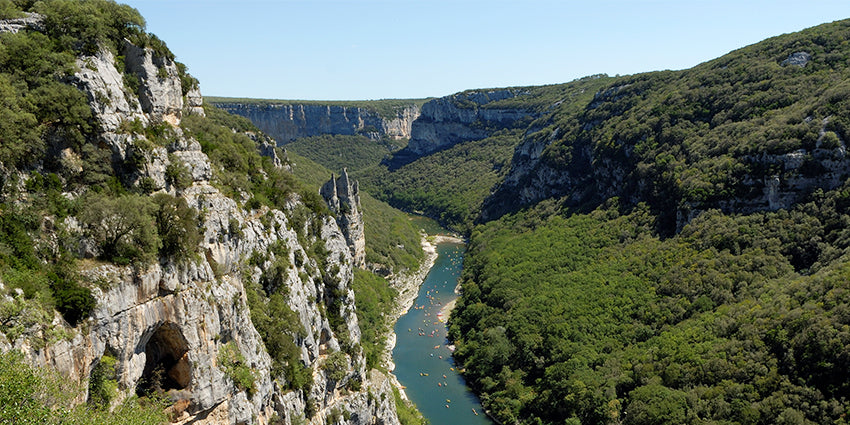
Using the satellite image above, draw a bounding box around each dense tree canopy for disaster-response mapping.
[450,190,850,424]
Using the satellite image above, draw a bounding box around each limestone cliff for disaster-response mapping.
[212,102,420,143]
[321,169,366,269]
[407,88,537,155]
[0,21,401,425]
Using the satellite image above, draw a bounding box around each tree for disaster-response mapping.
[79,193,158,264]
[151,193,199,261]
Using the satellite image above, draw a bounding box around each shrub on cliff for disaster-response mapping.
[151,193,200,261]
[33,0,145,55]
[79,193,159,265]
[217,342,256,396]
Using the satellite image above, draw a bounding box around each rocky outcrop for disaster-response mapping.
[0,12,43,34]
[123,41,184,126]
[212,102,420,143]
[781,51,812,67]
[1,35,401,425]
[321,169,366,269]
[407,88,536,155]
[73,47,149,133]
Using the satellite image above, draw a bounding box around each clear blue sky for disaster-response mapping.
[121,0,850,101]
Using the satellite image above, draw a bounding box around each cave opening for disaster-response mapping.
[136,322,191,397]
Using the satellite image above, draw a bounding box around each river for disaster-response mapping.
[392,230,494,425]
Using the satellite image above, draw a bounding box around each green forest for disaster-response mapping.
[450,192,850,424]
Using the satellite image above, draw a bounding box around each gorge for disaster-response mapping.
[2,3,850,425]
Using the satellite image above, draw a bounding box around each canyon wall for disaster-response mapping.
[213,102,420,143]
[0,16,401,425]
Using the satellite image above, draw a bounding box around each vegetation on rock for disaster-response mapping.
[286,150,424,273]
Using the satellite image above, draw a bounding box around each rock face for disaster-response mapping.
[213,102,420,143]
[124,41,184,125]
[0,35,401,425]
[781,51,812,67]
[0,12,43,34]
[321,169,367,269]
[407,88,537,155]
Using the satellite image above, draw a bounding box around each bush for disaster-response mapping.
[217,342,256,396]
[33,0,145,55]
[151,193,199,261]
[165,158,193,190]
[0,350,167,424]
[321,351,348,383]
[79,193,159,264]
[88,354,118,408]
[52,278,95,327]
[820,130,841,149]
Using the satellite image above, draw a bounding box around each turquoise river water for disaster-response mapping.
[392,239,494,425]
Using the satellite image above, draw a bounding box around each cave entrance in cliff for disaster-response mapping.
[136,322,191,397]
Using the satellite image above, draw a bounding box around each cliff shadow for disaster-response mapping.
[382,147,423,171]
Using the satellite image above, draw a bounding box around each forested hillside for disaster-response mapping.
[451,193,850,424]
[446,19,850,425]
[484,19,850,233]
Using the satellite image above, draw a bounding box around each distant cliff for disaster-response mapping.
[211,100,422,143]
[407,88,538,155]
[480,44,850,234]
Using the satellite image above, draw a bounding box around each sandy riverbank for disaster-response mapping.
[438,278,463,323]
[438,298,457,323]
[382,233,464,399]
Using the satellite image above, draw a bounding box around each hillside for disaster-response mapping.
[447,18,850,425]
[485,19,850,234]
[0,2,413,424]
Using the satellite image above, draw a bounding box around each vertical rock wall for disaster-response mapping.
[212,102,420,143]
[321,169,367,269]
